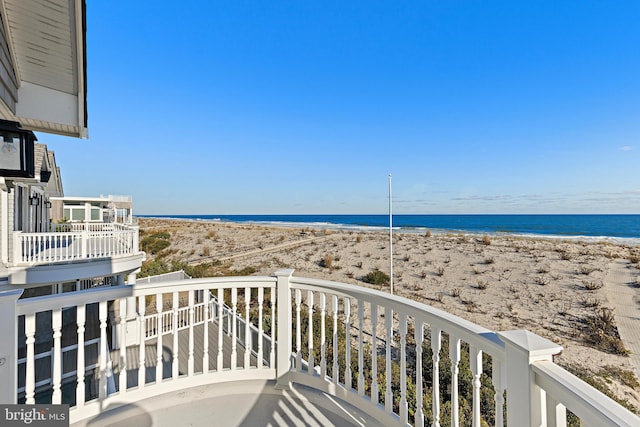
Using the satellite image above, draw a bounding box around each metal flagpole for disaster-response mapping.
[389,173,393,295]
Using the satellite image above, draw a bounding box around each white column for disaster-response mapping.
[1,189,8,263]
[274,269,294,389]
[499,330,563,427]
[0,289,23,404]
[124,273,138,346]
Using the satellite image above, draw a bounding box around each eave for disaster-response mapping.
[0,0,87,138]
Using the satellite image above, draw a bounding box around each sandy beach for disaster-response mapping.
[138,217,640,411]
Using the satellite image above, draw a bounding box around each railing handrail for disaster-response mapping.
[129,276,277,296]
[16,286,132,316]
[533,361,639,427]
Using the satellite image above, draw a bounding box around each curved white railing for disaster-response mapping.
[2,271,637,426]
[12,223,139,264]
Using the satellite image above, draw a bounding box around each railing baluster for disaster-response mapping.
[470,345,483,427]
[332,295,338,383]
[51,308,62,404]
[24,314,36,404]
[156,293,163,382]
[257,287,264,368]
[400,314,408,424]
[230,288,237,370]
[371,303,378,404]
[98,301,108,400]
[188,291,195,375]
[385,306,392,414]
[243,287,250,369]
[357,299,364,396]
[295,289,302,372]
[269,287,275,369]
[344,297,352,391]
[493,359,506,427]
[307,290,314,375]
[118,299,127,394]
[450,335,461,427]
[77,305,87,406]
[216,288,224,372]
[319,292,326,378]
[415,321,425,427]
[172,292,179,379]
[203,290,210,373]
[546,393,567,427]
[138,297,146,388]
[432,327,442,427]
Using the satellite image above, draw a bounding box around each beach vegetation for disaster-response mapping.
[451,288,461,298]
[319,254,334,269]
[425,229,432,237]
[462,298,477,312]
[228,266,257,276]
[582,280,603,291]
[361,269,390,285]
[436,265,445,276]
[581,307,629,356]
[559,250,573,261]
[537,265,550,274]
[535,275,549,286]
[577,265,596,275]
[481,235,491,245]
[483,257,495,265]
[140,232,171,254]
[476,280,489,290]
[580,298,601,309]
[207,230,218,239]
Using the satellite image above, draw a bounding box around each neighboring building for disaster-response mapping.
[50,195,134,224]
[0,0,143,295]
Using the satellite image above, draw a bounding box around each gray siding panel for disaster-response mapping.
[0,13,18,112]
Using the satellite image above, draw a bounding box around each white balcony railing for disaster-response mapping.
[12,223,139,264]
[1,271,637,426]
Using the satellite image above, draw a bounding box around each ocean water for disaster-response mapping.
[139,214,640,243]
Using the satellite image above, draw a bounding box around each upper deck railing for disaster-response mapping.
[11,222,140,265]
[1,270,637,426]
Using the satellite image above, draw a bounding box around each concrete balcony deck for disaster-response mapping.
[71,380,386,427]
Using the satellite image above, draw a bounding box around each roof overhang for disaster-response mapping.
[0,0,87,138]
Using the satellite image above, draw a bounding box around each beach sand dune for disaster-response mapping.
[139,218,640,411]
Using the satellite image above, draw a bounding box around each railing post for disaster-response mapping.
[132,225,139,254]
[12,231,21,264]
[499,330,562,427]
[81,227,88,258]
[0,289,23,404]
[274,268,294,389]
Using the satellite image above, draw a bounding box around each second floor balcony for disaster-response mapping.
[12,222,139,265]
[6,222,143,286]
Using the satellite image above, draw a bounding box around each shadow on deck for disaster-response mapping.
[71,379,386,427]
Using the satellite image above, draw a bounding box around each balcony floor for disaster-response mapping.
[71,380,387,427]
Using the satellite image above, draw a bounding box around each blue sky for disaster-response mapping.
[45,1,639,214]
